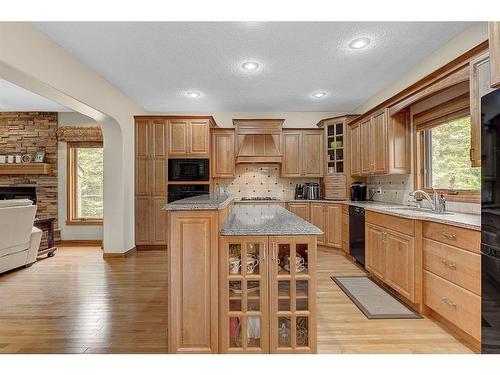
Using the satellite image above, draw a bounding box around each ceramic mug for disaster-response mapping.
[246,256,259,274]
[15,155,21,163]
[7,155,14,163]
[285,255,305,272]
[229,257,241,274]
[0,155,5,164]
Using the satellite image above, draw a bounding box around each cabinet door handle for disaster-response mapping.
[441,232,456,240]
[442,297,457,308]
[272,242,276,261]
[262,244,266,261]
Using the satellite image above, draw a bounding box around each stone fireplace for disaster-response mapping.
[0,112,59,239]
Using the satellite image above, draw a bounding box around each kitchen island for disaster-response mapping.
[164,196,322,354]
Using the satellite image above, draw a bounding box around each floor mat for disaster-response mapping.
[331,276,421,319]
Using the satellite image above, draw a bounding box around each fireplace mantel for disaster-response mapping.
[0,163,52,175]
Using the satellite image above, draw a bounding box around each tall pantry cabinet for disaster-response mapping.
[135,118,168,249]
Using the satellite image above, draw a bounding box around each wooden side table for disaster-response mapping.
[34,218,57,258]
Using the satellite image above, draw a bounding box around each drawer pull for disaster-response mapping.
[441,232,457,240]
[440,259,457,269]
[441,297,457,308]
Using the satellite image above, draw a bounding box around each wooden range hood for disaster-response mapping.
[233,119,284,164]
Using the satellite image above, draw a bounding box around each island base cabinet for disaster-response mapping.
[219,235,317,354]
[219,236,270,353]
[168,211,218,353]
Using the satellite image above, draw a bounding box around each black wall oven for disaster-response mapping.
[168,159,209,182]
[167,184,210,203]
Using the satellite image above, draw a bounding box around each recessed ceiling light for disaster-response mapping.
[349,37,371,49]
[312,91,327,99]
[242,61,260,71]
[186,91,201,98]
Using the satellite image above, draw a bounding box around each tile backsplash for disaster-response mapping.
[214,164,319,200]
[368,174,480,215]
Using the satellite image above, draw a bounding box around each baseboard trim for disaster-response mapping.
[136,245,168,251]
[102,246,136,258]
[57,240,103,247]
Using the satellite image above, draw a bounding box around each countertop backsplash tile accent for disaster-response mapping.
[214,164,319,200]
[367,174,480,215]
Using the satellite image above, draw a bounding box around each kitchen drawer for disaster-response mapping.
[423,222,480,253]
[366,211,414,236]
[424,270,480,340]
[424,239,481,294]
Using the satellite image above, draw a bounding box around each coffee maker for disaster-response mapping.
[294,184,304,199]
[350,182,367,201]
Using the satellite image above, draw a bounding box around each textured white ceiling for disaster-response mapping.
[33,22,476,113]
[0,79,70,112]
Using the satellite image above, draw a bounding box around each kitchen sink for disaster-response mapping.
[385,207,453,215]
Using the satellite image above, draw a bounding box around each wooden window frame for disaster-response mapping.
[414,112,480,204]
[66,142,104,225]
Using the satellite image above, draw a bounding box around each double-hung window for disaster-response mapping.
[67,142,104,224]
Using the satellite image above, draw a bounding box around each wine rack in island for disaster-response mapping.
[219,235,317,353]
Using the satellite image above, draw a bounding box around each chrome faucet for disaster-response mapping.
[409,189,438,211]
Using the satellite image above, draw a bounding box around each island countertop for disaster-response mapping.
[220,204,323,236]
[162,194,233,211]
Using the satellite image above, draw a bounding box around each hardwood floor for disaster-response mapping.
[316,247,473,354]
[0,245,472,354]
[0,247,168,354]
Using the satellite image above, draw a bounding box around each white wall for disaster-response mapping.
[57,112,103,241]
[0,22,143,254]
[354,23,489,114]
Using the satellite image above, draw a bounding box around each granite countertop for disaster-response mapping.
[162,194,233,211]
[341,200,481,231]
[221,204,323,236]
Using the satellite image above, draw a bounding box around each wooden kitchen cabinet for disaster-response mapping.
[351,108,409,176]
[422,221,481,349]
[219,235,317,353]
[287,202,310,222]
[489,22,500,88]
[365,223,386,280]
[470,52,494,167]
[350,122,361,176]
[310,203,326,245]
[372,110,388,174]
[360,117,372,175]
[270,236,317,353]
[168,118,213,158]
[282,132,302,177]
[281,130,323,178]
[325,204,342,249]
[134,118,168,248]
[302,131,324,176]
[365,212,417,303]
[169,211,219,353]
[212,129,235,178]
[219,236,270,353]
[384,230,415,301]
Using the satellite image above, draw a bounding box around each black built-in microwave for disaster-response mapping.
[168,159,209,181]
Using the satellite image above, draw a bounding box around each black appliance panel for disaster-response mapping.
[167,184,210,203]
[168,159,209,181]
[481,89,500,353]
[349,206,365,266]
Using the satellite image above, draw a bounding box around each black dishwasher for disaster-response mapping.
[349,206,365,266]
